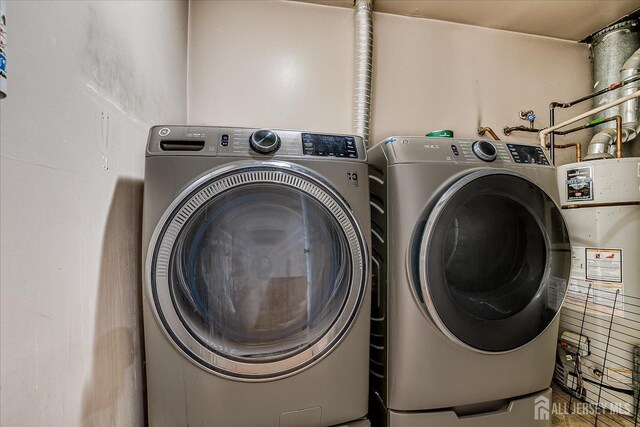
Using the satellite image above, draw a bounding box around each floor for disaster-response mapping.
[552,383,638,427]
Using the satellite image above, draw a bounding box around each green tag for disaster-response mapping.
[426,130,454,138]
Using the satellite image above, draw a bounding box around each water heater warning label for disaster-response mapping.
[565,246,624,317]
[566,166,593,201]
[586,248,622,283]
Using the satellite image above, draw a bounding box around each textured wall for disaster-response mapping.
[0,1,187,426]
[188,1,591,165]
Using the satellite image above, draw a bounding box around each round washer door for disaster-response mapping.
[146,161,368,380]
[417,169,570,353]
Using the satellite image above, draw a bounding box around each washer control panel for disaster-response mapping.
[147,125,366,161]
[302,133,358,158]
[250,129,281,154]
[218,128,302,156]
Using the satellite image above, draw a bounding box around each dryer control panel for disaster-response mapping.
[454,140,512,163]
[506,143,550,165]
[380,137,551,167]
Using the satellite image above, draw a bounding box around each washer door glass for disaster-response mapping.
[149,163,367,379]
[172,183,350,358]
[418,171,570,352]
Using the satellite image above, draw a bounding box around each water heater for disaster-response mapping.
[556,158,640,415]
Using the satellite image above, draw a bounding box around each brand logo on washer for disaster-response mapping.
[158,127,171,137]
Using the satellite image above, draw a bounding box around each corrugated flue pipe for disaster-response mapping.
[585,47,640,160]
[353,0,373,147]
[591,20,639,124]
[619,47,640,148]
[586,19,640,158]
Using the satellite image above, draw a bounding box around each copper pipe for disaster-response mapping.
[552,116,622,148]
[541,92,640,149]
[545,115,623,157]
[562,201,640,210]
[477,127,501,141]
[519,110,535,119]
[554,142,582,162]
[549,74,640,110]
[549,108,555,164]
[503,125,542,136]
[615,114,622,158]
[553,115,619,135]
[546,74,640,165]
[518,110,536,128]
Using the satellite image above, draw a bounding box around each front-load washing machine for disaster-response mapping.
[142,126,371,427]
[367,137,572,426]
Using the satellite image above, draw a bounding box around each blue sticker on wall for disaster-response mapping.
[0,53,6,72]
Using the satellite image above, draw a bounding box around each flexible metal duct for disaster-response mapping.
[585,19,640,159]
[591,20,640,121]
[353,0,373,147]
[620,48,640,140]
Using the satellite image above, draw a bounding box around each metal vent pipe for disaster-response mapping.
[585,47,640,159]
[353,0,373,147]
[591,20,640,123]
[585,19,640,158]
[620,48,640,141]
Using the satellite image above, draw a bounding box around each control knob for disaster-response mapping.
[250,129,281,154]
[472,140,497,162]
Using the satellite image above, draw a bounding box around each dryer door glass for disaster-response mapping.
[149,164,367,379]
[419,171,570,352]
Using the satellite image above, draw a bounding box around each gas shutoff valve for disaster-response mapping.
[519,110,536,129]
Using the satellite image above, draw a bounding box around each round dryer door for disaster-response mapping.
[146,161,367,380]
[417,169,570,353]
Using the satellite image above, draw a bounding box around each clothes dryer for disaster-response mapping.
[368,137,571,426]
[142,126,371,427]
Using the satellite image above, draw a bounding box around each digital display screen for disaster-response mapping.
[301,133,358,158]
[506,144,549,165]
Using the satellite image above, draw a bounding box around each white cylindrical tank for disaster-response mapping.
[556,158,640,416]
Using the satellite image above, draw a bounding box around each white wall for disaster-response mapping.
[0,1,187,426]
[372,12,592,165]
[188,1,591,165]
[188,0,355,133]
